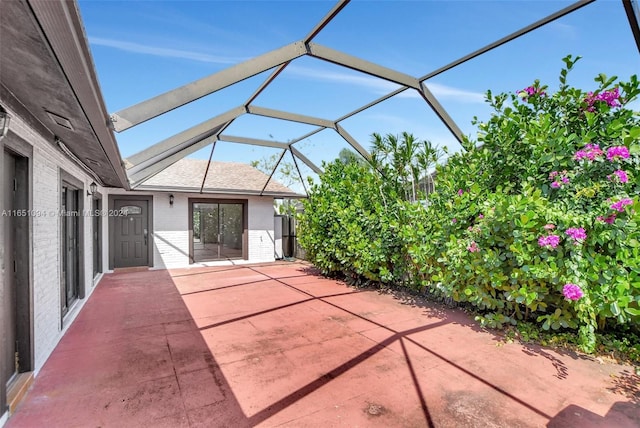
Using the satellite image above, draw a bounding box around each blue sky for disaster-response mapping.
[78,0,639,190]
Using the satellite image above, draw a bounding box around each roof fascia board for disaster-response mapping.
[218,134,290,149]
[248,105,335,128]
[127,106,245,166]
[307,43,421,89]
[128,136,217,186]
[110,41,307,131]
[421,0,596,80]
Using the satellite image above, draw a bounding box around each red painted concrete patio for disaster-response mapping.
[7,261,640,427]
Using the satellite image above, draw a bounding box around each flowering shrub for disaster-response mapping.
[415,55,640,351]
[299,56,640,353]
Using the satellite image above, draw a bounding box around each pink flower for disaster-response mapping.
[608,169,629,183]
[610,198,634,212]
[606,146,630,161]
[467,241,480,253]
[574,144,603,161]
[544,224,556,230]
[548,170,570,188]
[519,86,546,101]
[478,214,484,219]
[613,170,629,183]
[452,218,457,223]
[565,227,587,242]
[457,189,464,196]
[563,283,584,301]
[597,214,617,224]
[538,235,560,249]
[584,88,621,111]
[598,88,621,107]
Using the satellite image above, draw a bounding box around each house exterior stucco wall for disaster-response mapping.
[105,189,277,269]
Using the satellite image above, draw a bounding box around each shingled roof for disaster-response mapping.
[137,158,303,198]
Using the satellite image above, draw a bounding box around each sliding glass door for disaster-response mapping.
[191,201,245,262]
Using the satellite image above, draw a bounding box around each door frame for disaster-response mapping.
[91,194,102,280]
[1,130,34,413]
[108,195,153,269]
[188,198,248,263]
[59,170,85,322]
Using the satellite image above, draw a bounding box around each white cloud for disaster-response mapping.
[549,22,578,40]
[287,65,485,103]
[89,38,486,104]
[88,37,245,65]
[423,82,485,103]
[286,65,402,93]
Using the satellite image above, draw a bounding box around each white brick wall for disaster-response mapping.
[104,190,277,269]
[4,106,100,373]
[248,198,278,262]
[153,193,189,269]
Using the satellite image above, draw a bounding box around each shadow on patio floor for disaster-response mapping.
[7,261,639,427]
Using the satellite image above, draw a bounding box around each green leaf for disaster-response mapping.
[542,319,550,330]
[610,302,621,316]
[624,307,640,316]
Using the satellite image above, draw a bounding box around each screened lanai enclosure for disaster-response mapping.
[1,1,640,426]
[83,0,640,194]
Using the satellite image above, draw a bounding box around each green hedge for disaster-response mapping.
[298,56,640,352]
